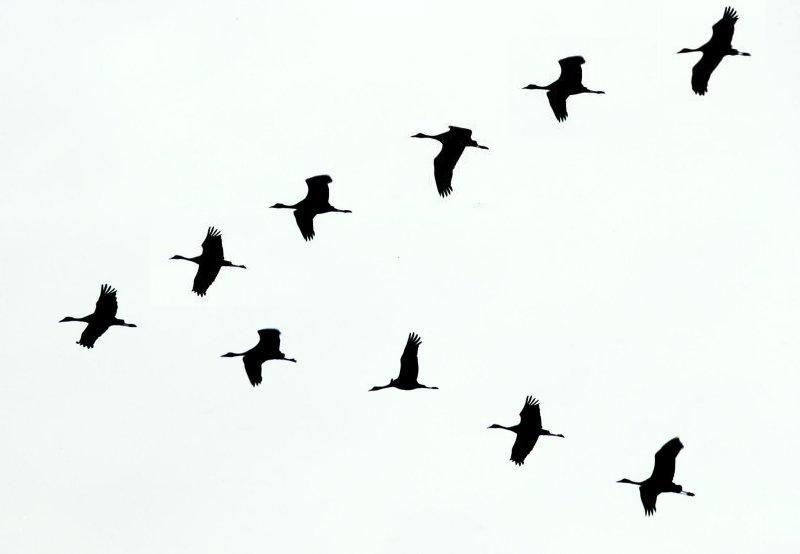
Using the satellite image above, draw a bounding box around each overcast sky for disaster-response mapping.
[1,0,799,552]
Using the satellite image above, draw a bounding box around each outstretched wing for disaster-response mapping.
[547,90,568,122]
[558,56,585,86]
[651,437,683,482]
[78,322,109,348]
[710,6,738,48]
[94,284,118,319]
[691,53,723,95]
[519,396,542,430]
[398,332,422,382]
[192,263,221,296]
[294,208,316,241]
[433,143,465,197]
[304,175,332,204]
[243,355,263,387]
[640,485,658,516]
[257,329,282,355]
[510,433,539,466]
[200,227,224,260]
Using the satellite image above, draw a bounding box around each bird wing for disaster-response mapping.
[433,142,465,197]
[558,56,584,86]
[519,396,542,430]
[398,332,422,382]
[78,321,109,348]
[710,6,738,47]
[294,208,316,241]
[691,53,723,95]
[192,262,221,296]
[651,437,683,482]
[94,284,119,319]
[640,485,658,516]
[200,227,224,260]
[243,355,263,387]
[510,432,539,465]
[304,176,331,204]
[257,329,282,355]
[547,89,568,122]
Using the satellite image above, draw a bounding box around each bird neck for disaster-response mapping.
[523,84,547,90]
[171,255,197,263]
[222,351,245,358]
[60,316,86,323]
[488,424,518,432]
[369,383,394,391]
[617,478,642,486]
[271,203,297,209]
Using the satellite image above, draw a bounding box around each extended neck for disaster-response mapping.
[617,478,643,486]
[523,84,547,90]
[488,424,518,432]
[271,202,298,209]
[59,315,88,323]
[369,382,394,391]
[171,254,198,263]
[221,351,245,358]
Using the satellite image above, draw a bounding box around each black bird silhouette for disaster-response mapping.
[369,333,438,391]
[170,227,246,296]
[488,396,564,465]
[270,175,351,241]
[617,437,696,516]
[523,56,605,122]
[59,284,137,348]
[221,329,296,387]
[678,7,750,95]
[412,126,488,197]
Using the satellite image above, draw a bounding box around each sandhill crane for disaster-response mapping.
[617,437,695,516]
[270,175,351,241]
[523,56,605,121]
[488,396,564,465]
[412,126,488,197]
[678,7,750,95]
[170,227,246,296]
[221,329,296,387]
[369,333,438,391]
[59,284,137,348]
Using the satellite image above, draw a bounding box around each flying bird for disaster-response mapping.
[270,175,351,241]
[678,7,750,95]
[488,396,564,465]
[170,227,246,296]
[59,284,137,348]
[369,332,438,391]
[221,329,296,387]
[617,437,696,516]
[412,126,488,197]
[523,56,605,121]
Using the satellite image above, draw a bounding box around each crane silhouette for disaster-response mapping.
[617,437,695,516]
[412,126,488,197]
[369,332,438,391]
[270,175,351,241]
[678,7,750,95]
[488,396,564,465]
[170,227,246,296]
[59,284,137,348]
[523,56,605,122]
[221,329,296,387]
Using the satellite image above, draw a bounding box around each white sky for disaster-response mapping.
[1,0,799,552]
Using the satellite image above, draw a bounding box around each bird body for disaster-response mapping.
[678,7,750,95]
[60,284,137,348]
[370,332,438,391]
[617,437,695,516]
[171,227,246,296]
[489,396,564,465]
[412,126,488,197]
[221,328,296,387]
[524,56,605,121]
[270,175,351,241]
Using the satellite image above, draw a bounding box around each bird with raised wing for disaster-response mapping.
[369,332,438,391]
[412,126,488,197]
[523,56,605,122]
[678,7,750,95]
[617,437,695,516]
[171,227,246,296]
[488,396,564,465]
[270,175,351,241]
[59,284,137,348]
[221,329,296,387]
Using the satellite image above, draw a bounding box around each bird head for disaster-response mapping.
[59,316,77,323]
[617,478,637,485]
[220,352,239,358]
[411,132,428,138]
[677,48,695,54]
[270,203,290,209]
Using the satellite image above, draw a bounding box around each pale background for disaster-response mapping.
[1,1,798,552]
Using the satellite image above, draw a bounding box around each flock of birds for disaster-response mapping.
[57,7,751,516]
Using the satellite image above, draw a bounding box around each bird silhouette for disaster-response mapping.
[59,284,137,348]
[412,126,488,197]
[678,7,750,95]
[170,227,246,296]
[617,437,696,516]
[221,329,296,387]
[488,396,564,465]
[270,175,351,241]
[369,332,438,391]
[523,56,605,122]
